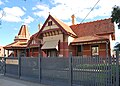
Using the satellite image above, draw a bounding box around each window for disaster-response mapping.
[91,45,99,56]
[77,45,82,56]
[47,49,57,57]
[77,45,82,52]
[32,40,36,44]
[48,21,52,26]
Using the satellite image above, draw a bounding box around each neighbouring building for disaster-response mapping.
[4,14,115,58]
[0,46,4,57]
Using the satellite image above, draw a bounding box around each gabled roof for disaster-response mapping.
[70,18,114,37]
[37,14,77,37]
[27,32,41,47]
[51,15,77,36]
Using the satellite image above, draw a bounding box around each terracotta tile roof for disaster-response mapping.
[72,35,109,43]
[70,18,114,37]
[4,41,27,49]
[51,15,77,37]
[30,32,38,39]
[27,32,41,47]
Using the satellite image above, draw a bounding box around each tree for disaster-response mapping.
[114,43,120,51]
[111,5,120,29]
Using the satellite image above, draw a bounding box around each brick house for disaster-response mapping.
[4,14,115,58]
[28,14,115,58]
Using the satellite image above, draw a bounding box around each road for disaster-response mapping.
[0,74,50,86]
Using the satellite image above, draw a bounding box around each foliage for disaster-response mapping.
[111,5,120,24]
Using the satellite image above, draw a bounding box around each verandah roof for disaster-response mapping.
[41,40,59,50]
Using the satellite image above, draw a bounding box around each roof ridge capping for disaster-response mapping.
[70,18,112,26]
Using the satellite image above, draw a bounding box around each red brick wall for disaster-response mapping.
[70,43,111,58]
[59,42,69,57]
[83,44,91,56]
[99,43,110,58]
[69,45,76,56]
[28,48,39,57]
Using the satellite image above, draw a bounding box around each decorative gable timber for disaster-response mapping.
[37,14,77,38]
[42,19,59,31]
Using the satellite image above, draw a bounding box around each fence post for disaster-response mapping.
[3,49,6,76]
[69,52,73,86]
[18,56,21,78]
[3,57,6,76]
[39,54,41,83]
[116,50,119,86]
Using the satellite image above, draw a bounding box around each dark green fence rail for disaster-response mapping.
[0,57,4,74]
[4,54,120,86]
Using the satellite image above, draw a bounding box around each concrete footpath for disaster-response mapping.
[0,74,50,86]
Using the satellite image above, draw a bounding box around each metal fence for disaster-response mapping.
[0,57,4,74]
[4,53,120,86]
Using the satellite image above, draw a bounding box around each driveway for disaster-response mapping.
[0,74,50,86]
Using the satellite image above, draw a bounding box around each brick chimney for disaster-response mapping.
[71,14,75,25]
[38,24,40,30]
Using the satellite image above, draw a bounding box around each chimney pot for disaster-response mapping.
[71,14,75,25]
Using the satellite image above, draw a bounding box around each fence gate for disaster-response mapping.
[0,57,4,74]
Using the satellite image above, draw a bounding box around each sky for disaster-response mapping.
[0,0,120,46]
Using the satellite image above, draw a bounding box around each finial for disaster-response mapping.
[49,12,50,15]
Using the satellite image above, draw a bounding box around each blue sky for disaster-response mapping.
[0,0,120,46]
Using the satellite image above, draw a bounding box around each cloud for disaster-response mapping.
[13,28,18,31]
[23,16,34,24]
[0,1,4,5]
[33,4,50,18]
[5,0,9,3]
[2,7,25,22]
[33,0,120,23]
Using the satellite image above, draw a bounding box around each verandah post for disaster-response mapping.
[18,55,21,78]
[69,52,73,86]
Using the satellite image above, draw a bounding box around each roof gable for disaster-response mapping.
[27,32,41,47]
[37,14,77,38]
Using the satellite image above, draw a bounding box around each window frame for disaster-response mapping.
[48,21,52,26]
[91,45,99,57]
